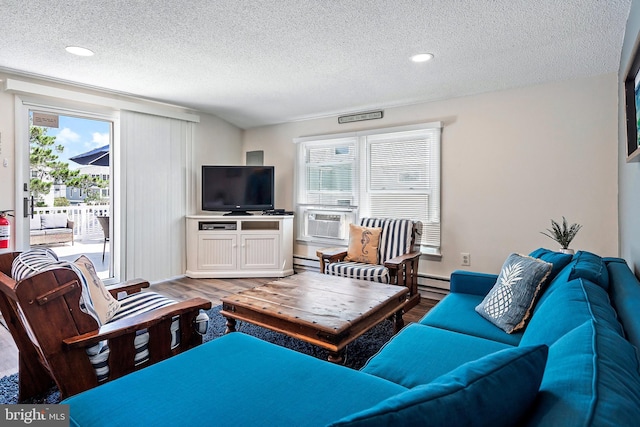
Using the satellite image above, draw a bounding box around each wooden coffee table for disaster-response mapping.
[220,271,408,364]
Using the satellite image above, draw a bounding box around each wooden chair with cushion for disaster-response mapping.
[0,249,211,402]
[317,218,422,309]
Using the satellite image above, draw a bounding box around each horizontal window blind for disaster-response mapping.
[365,128,441,249]
[298,137,357,207]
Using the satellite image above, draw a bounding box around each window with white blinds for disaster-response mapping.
[364,128,441,251]
[299,137,358,207]
[295,122,441,254]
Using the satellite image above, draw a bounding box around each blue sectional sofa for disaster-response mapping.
[63,249,640,426]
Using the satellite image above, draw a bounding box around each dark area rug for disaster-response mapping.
[0,304,394,404]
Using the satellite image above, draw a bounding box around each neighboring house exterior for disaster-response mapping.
[31,165,110,206]
[66,165,110,205]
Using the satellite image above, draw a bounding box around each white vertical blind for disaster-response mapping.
[120,111,192,281]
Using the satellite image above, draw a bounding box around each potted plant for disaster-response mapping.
[541,217,582,254]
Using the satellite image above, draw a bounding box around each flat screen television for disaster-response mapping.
[202,165,275,215]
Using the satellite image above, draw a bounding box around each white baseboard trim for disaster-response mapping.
[150,274,186,286]
[293,256,323,271]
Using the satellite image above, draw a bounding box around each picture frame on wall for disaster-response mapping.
[625,39,640,161]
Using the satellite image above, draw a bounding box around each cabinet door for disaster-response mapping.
[240,234,280,270]
[197,234,237,270]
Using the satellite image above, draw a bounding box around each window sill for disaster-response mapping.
[420,246,442,258]
[297,237,349,247]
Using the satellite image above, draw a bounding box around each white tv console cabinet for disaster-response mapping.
[185,215,294,278]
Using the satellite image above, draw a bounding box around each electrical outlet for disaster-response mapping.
[461,252,471,266]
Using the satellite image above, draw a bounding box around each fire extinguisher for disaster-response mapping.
[0,210,13,250]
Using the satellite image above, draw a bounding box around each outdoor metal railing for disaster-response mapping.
[34,204,110,241]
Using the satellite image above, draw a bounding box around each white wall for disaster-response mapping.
[244,73,619,281]
[190,113,243,214]
[618,0,640,274]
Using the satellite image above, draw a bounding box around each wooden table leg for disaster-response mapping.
[328,350,344,364]
[393,309,404,333]
[224,317,237,334]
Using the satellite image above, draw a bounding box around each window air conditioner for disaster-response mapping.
[306,212,346,240]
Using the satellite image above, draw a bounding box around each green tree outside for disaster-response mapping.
[54,197,70,207]
[30,125,108,206]
[29,125,60,202]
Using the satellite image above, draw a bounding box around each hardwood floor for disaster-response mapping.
[0,276,438,379]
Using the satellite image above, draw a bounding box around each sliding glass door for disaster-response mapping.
[17,102,117,282]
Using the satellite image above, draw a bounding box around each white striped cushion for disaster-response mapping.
[10,247,59,279]
[360,218,414,264]
[85,343,110,382]
[11,248,100,324]
[86,292,179,382]
[111,292,176,322]
[325,261,390,284]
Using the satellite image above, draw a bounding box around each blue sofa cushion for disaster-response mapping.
[528,247,573,283]
[525,320,640,426]
[420,293,523,346]
[330,345,548,427]
[475,253,552,333]
[449,270,499,296]
[64,333,407,427]
[521,278,624,347]
[568,250,609,291]
[606,257,640,356]
[535,250,609,310]
[361,323,511,388]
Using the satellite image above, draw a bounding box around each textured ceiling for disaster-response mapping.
[0,1,632,129]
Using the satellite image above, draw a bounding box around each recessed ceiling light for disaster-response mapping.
[65,46,94,57]
[411,53,434,63]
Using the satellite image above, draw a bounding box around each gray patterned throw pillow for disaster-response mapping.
[475,253,552,334]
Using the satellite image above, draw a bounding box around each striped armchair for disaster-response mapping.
[0,250,211,401]
[317,218,422,309]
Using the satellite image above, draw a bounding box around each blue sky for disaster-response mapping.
[32,114,110,170]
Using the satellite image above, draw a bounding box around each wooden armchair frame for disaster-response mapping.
[317,220,422,310]
[0,252,211,401]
